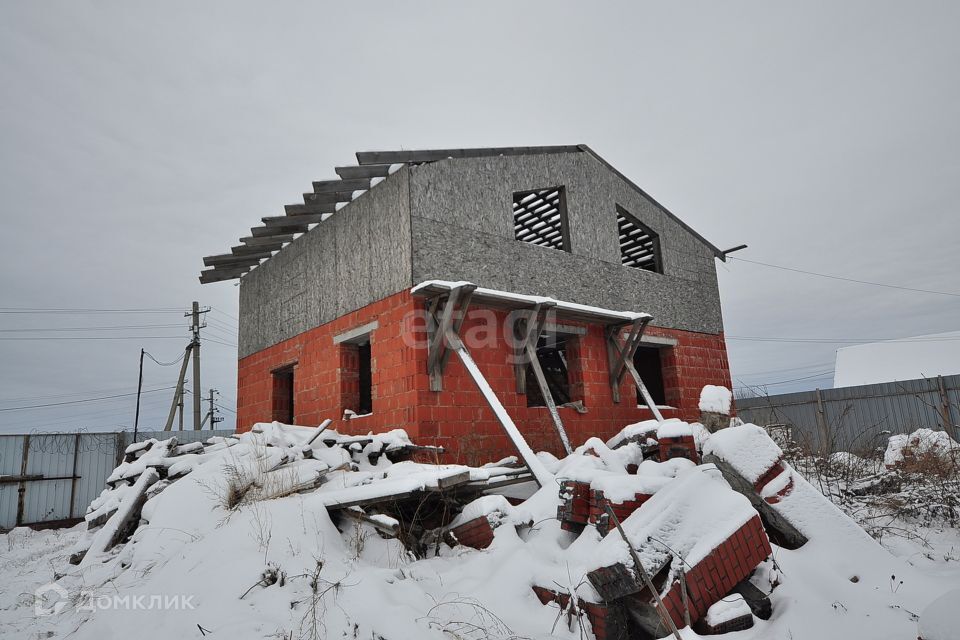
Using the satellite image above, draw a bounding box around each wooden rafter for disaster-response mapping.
[335,164,392,180]
[203,252,271,267]
[312,178,371,193]
[513,303,572,454]
[239,234,295,246]
[606,318,664,421]
[425,284,477,392]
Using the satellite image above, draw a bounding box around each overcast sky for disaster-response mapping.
[1,2,958,434]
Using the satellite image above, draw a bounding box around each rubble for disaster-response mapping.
[43,399,955,640]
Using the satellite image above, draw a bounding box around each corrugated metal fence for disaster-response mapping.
[736,374,960,453]
[0,429,234,530]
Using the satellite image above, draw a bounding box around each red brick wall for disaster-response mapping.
[237,290,733,466]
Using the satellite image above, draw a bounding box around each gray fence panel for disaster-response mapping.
[0,429,235,529]
[737,374,960,453]
[0,435,27,529]
[73,433,125,521]
[23,434,75,524]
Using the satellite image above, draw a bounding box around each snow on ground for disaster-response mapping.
[1,423,958,640]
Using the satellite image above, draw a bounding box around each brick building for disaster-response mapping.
[200,146,735,464]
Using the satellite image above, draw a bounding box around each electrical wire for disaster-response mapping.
[0,307,183,314]
[727,335,960,344]
[736,370,835,388]
[0,335,186,341]
[0,324,185,333]
[144,349,187,367]
[0,386,176,412]
[728,256,960,298]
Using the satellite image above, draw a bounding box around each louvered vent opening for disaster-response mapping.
[617,207,662,273]
[513,187,569,251]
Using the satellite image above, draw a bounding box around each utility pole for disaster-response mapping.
[188,301,209,431]
[133,348,144,441]
[163,301,209,432]
[178,384,185,431]
[202,388,223,429]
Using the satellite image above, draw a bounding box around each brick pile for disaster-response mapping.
[588,488,656,537]
[658,433,699,463]
[531,586,630,640]
[447,515,496,550]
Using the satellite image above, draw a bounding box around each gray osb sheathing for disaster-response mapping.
[239,151,723,357]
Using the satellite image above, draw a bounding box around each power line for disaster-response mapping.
[727,335,960,344]
[0,324,185,333]
[0,307,183,314]
[211,307,240,323]
[733,361,835,378]
[0,386,176,412]
[728,256,960,298]
[144,349,187,367]
[0,335,185,341]
[735,370,835,388]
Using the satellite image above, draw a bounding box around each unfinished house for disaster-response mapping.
[200,146,734,464]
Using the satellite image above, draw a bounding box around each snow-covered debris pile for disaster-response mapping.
[699,384,732,415]
[9,414,955,640]
[884,427,960,470]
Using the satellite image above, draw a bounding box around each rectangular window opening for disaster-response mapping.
[617,205,662,273]
[526,333,573,407]
[513,186,570,252]
[271,365,295,424]
[340,335,373,416]
[357,341,372,415]
[634,345,666,406]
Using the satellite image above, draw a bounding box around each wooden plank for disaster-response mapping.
[203,252,272,267]
[240,234,295,246]
[262,214,324,226]
[232,243,282,255]
[312,178,370,193]
[199,268,249,284]
[285,201,337,215]
[335,164,391,179]
[251,224,307,237]
[304,191,353,203]
[356,145,582,165]
[78,468,159,565]
[447,329,553,488]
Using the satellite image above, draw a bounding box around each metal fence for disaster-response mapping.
[736,374,960,454]
[0,429,234,530]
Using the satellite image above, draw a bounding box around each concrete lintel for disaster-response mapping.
[639,335,678,347]
[332,320,379,345]
[542,322,588,336]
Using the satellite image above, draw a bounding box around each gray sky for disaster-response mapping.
[1,1,958,434]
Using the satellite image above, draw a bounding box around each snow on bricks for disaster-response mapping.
[583,466,772,636]
[15,414,958,640]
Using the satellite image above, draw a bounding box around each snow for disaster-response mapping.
[884,428,959,467]
[589,465,757,581]
[606,419,660,448]
[411,279,651,322]
[918,588,960,640]
[448,495,514,529]
[589,473,671,502]
[2,419,959,640]
[698,384,732,414]
[833,330,960,387]
[657,418,693,438]
[703,423,783,483]
[704,592,751,626]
